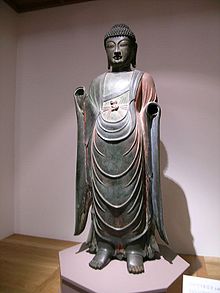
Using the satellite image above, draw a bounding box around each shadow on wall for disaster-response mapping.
[160,141,195,255]
[160,141,202,274]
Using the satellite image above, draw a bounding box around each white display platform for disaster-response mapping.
[59,244,189,293]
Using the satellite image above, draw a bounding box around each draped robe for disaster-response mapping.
[74,69,168,258]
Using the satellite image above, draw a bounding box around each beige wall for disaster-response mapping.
[0,2,17,239]
[12,0,220,256]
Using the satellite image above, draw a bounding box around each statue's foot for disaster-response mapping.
[89,248,112,270]
[127,253,144,274]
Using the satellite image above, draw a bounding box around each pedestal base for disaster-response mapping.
[59,244,189,293]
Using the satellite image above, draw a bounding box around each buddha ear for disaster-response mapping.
[131,43,137,69]
[105,48,111,70]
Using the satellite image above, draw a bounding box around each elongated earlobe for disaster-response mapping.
[132,43,137,69]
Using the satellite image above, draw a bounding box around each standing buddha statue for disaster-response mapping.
[74,24,168,274]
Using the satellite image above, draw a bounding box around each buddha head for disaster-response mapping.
[104,24,137,72]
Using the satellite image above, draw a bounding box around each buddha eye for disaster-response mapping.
[106,42,115,49]
[119,41,129,47]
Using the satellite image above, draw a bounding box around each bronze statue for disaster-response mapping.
[74,24,168,274]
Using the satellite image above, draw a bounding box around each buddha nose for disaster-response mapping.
[114,51,122,58]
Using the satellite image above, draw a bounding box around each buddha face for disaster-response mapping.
[105,36,134,72]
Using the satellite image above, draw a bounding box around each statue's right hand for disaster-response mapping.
[74,86,85,97]
[74,86,86,111]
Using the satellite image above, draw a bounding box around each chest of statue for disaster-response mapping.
[101,71,133,123]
